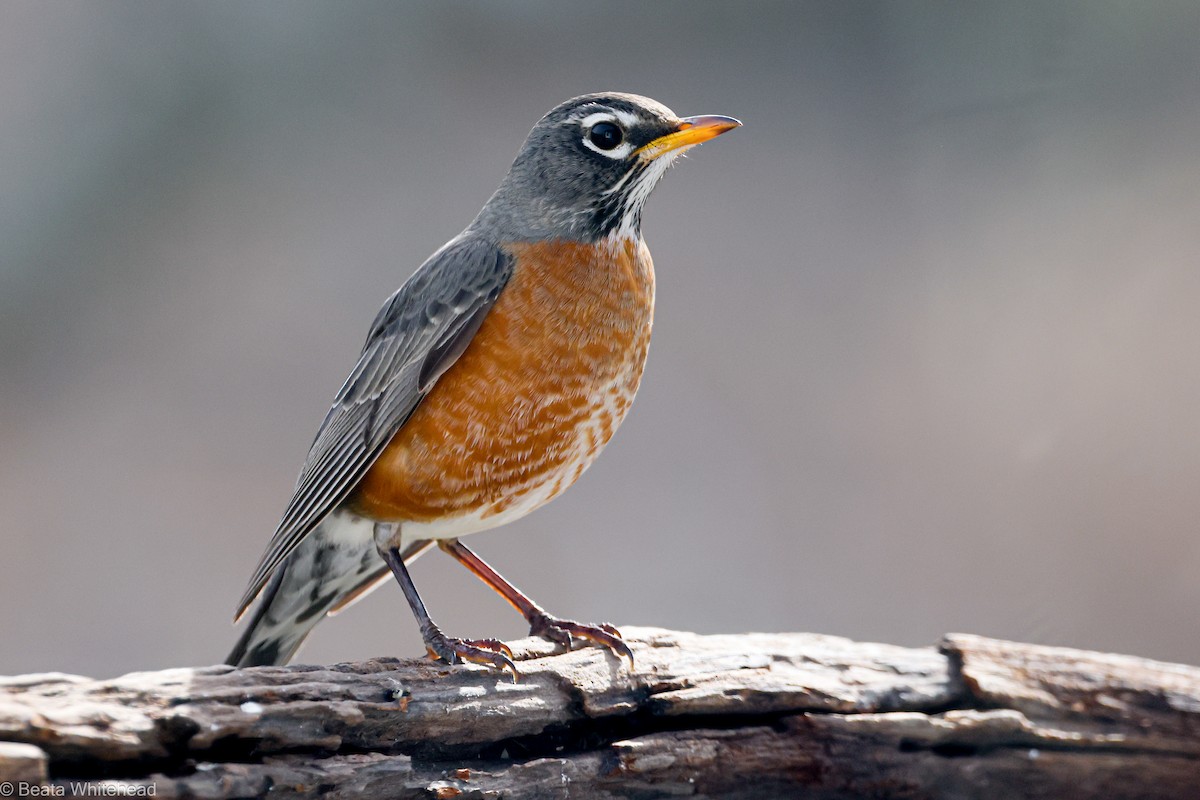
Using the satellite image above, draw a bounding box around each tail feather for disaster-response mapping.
[227,512,430,667]
[225,566,301,667]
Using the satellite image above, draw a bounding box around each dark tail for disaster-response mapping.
[227,513,431,667]
[226,566,308,667]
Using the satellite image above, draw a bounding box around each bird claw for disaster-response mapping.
[528,612,634,667]
[425,632,519,681]
[460,637,515,660]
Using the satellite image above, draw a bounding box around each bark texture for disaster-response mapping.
[1,628,1197,799]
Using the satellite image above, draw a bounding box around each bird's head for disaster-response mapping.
[474,92,740,242]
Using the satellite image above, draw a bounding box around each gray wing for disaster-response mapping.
[236,235,513,618]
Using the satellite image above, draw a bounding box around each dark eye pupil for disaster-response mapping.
[589,122,623,150]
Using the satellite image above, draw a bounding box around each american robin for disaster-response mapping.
[227,92,739,676]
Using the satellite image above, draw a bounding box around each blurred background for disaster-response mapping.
[3,2,1200,678]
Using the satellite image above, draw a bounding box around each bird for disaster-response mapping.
[227,92,739,676]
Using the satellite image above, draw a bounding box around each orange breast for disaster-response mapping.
[349,237,655,523]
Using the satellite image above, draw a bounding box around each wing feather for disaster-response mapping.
[236,235,512,618]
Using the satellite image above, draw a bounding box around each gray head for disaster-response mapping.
[471,92,740,243]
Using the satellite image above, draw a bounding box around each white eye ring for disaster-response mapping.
[580,112,635,159]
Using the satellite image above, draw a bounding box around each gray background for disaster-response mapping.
[3,2,1199,678]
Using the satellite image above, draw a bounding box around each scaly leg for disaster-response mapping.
[437,538,633,666]
[380,546,518,680]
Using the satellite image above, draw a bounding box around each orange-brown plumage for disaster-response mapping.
[349,237,654,523]
[229,93,739,672]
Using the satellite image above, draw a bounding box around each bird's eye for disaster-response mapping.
[588,122,624,151]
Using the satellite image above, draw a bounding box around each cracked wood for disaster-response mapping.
[1,628,1197,798]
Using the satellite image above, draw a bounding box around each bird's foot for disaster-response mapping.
[424,628,518,681]
[528,611,634,667]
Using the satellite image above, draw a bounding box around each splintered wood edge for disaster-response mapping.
[942,633,1200,755]
[2,628,1200,798]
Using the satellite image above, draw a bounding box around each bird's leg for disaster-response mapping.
[380,546,517,680]
[437,538,633,666]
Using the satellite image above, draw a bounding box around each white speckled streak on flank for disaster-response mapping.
[237,509,380,654]
[399,232,652,551]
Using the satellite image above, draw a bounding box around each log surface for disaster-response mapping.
[1,627,1197,799]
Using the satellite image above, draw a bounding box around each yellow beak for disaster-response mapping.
[635,114,742,160]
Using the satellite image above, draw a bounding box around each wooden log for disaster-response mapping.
[0,628,1196,798]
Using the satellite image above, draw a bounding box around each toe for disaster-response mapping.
[529,615,635,668]
[574,624,635,667]
[425,635,520,680]
[462,638,515,660]
[530,617,573,647]
[455,645,520,681]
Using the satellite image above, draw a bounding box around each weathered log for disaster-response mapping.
[1,628,1197,798]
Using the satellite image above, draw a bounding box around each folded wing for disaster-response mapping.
[236,235,513,619]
